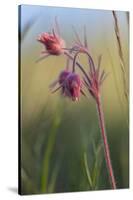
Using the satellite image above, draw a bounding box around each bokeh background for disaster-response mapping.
[19,5,129,194]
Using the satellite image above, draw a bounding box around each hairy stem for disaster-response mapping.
[65,50,116,189]
[96,95,116,189]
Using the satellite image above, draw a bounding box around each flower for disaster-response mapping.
[58,70,71,95]
[64,72,82,101]
[59,70,70,85]
[50,70,71,95]
[50,71,82,101]
[37,31,65,56]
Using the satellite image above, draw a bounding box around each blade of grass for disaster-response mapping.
[83,152,93,189]
[47,162,60,193]
[112,11,128,102]
[92,142,103,189]
[106,47,128,126]
[40,113,61,193]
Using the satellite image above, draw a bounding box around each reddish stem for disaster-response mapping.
[96,95,116,189]
[65,50,116,188]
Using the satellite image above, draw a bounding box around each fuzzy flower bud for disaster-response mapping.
[59,70,70,84]
[37,32,65,55]
[64,73,82,101]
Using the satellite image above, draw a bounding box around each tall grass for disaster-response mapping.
[112,11,129,102]
[40,109,61,193]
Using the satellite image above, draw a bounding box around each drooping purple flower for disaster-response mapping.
[50,70,71,95]
[50,71,82,102]
[64,72,82,101]
[59,70,70,85]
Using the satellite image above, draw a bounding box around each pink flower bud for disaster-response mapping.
[37,32,65,55]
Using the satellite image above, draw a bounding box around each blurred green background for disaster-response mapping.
[20,5,129,194]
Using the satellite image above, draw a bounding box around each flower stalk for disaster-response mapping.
[66,49,117,189]
[96,94,116,189]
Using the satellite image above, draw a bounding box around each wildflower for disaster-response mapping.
[42,21,116,189]
[50,71,82,101]
[50,70,71,95]
[64,72,82,101]
[37,31,65,56]
[59,70,70,85]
